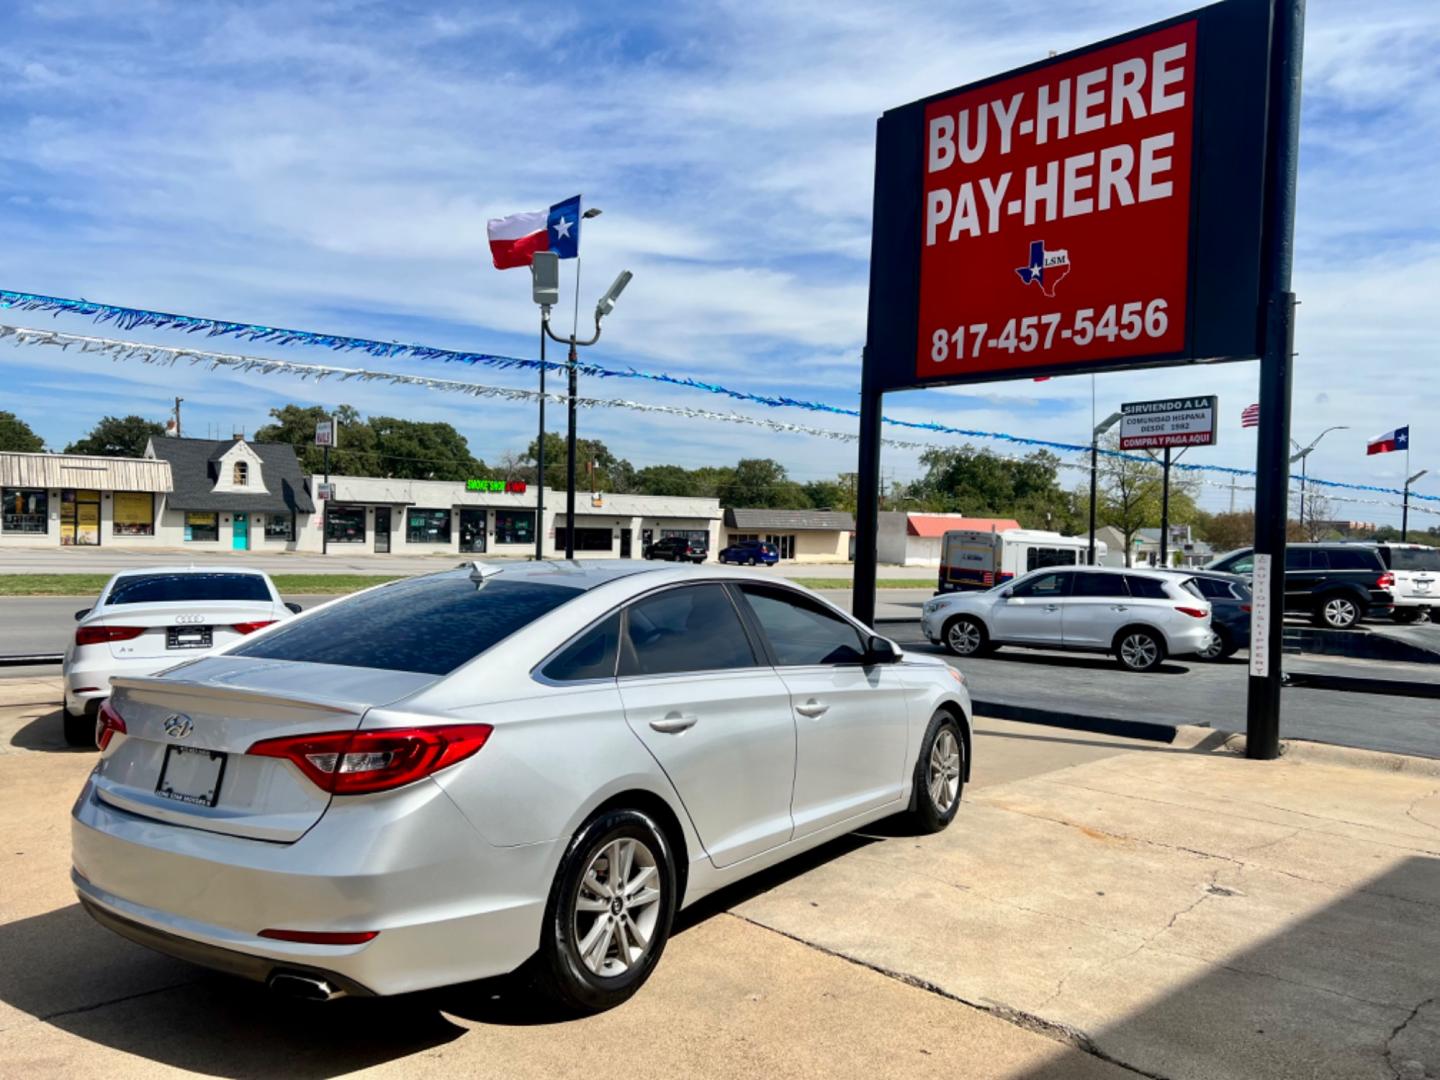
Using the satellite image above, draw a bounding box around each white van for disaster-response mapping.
[937,528,1103,593]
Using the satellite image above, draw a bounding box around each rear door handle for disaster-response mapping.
[1044,604,1060,612]
[795,699,829,718]
[649,712,698,734]
[1112,604,1128,612]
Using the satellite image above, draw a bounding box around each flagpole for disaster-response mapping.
[565,256,581,560]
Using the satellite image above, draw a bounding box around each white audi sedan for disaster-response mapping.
[922,565,1212,672]
[63,567,299,746]
[72,561,971,1012]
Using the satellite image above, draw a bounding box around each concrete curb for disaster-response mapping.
[1206,730,1440,777]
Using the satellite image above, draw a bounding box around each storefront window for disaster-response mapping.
[113,492,155,536]
[555,526,613,552]
[662,529,711,545]
[325,506,366,544]
[495,510,535,546]
[264,513,294,541]
[408,508,452,544]
[184,512,219,542]
[2,488,48,533]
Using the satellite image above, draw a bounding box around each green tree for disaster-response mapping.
[912,445,1080,529]
[255,404,374,475]
[524,434,633,492]
[1094,437,1202,565]
[636,464,703,497]
[802,479,849,511]
[370,417,483,481]
[719,458,810,509]
[1198,510,1254,553]
[65,415,165,458]
[0,411,44,452]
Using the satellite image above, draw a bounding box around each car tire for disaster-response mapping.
[63,705,96,748]
[531,809,677,1014]
[746,557,756,566]
[942,615,989,657]
[1115,627,1166,672]
[905,710,964,834]
[1314,594,1364,630]
[1195,628,1234,661]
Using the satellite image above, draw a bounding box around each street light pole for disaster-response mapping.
[1088,412,1123,566]
[1404,469,1427,541]
[1289,425,1347,540]
[541,264,633,560]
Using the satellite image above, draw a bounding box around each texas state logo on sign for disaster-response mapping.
[916,20,1196,378]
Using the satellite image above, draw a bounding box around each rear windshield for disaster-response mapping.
[1387,547,1440,571]
[231,572,580,675]
[105,573,272,605]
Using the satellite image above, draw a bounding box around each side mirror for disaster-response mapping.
[1001,588,1015,599]
[866,635,901,664]
[74,608,90,621]
[285,602,303,615]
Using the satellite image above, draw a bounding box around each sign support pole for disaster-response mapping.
[536,316,546,561]
[1087,441,1100,566]
[852,357,883,629]
[1246,0,1306,761]
[1159,447,1172,567]
[321,442,330,556]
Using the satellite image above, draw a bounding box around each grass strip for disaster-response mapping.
[790,577,935,591]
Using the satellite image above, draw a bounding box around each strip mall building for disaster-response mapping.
[0,438,723,558]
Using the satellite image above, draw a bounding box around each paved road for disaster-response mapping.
[887,623,1440,759]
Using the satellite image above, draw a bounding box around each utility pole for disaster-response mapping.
[172,397,183,438]
[1246,0,1306,762]
[1159,446,1172,567]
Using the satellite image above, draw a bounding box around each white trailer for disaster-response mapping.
[937,528,1103,593]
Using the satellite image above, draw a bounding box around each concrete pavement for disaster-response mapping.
[3,677,1437,1079]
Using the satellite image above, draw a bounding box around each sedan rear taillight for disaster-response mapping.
[1175,606,1209,619]
[232,620,277,635]
[1241,604,1253,613]
[96,700,127,750]
[258,928,379,945]
[249,724,493,795]
[76,625,145,647]
[1378,572,1395,590]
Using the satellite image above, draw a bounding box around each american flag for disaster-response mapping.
[1241,403,1260,428]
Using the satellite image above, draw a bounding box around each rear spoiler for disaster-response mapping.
[110,675,362,717]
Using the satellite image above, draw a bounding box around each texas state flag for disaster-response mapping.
[1367,425,1409,455]
[487,196,582,270]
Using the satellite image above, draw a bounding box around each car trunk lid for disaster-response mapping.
[92,656,437,842]
[91,600,284,660]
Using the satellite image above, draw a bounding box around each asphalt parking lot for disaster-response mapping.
[3,676,1438,1080]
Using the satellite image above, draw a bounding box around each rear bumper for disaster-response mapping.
[1164,623,1215,657]
[71,776,562,995]
[64,654,173,715]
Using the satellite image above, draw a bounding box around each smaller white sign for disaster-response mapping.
[1119,396,1218,450]
[314,419,336,448]
[317,482,335,501]
[1248,552,1273,678]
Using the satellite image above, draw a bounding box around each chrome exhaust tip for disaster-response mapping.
[268,971,346,1002]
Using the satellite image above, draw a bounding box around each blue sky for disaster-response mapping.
[1,0,1437,525]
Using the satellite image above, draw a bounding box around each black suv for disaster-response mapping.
[1206,543,1393,629]
[642,535,708,563]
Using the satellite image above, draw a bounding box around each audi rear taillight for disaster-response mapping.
[76,625,145,647]
[1175,606,1209,619]
[1241,604,1253,613]
[232,620,277,635]
[1378,572,1395,589]
[248,724,493,795]
[96,700,127,750]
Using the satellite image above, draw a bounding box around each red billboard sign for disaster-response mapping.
[862,0,1272,392]
[918,21,1196,380]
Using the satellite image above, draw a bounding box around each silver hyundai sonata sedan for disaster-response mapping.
[71,561,972,1012]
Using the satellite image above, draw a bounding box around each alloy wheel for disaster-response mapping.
[928,728,962,813]
[1120,633,1159,670]
[573,837,663,977]
[1197,631,1224,660]
[1324,598,1358,628]
[946,619,982,655]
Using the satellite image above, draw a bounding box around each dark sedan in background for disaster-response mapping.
[1162,570,1252,660]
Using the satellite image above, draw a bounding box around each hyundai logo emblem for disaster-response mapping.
[163,714,194,739]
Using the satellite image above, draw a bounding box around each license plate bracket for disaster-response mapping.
[167,625,213,650]
[155,745,228,807]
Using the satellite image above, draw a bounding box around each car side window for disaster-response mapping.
[1010,572,1070,599]
[1327,548,1378,571]
[1285,549,1315,570]
[543,612,621,681]
[1124,576,1170,600]
[1191,578,1229,599]
[1071,572,1128,598]
[619,585,757,677]
[1225,554,1254,574]
[737,585,867,666]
